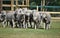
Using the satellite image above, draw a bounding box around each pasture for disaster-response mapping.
[0,20,60,38]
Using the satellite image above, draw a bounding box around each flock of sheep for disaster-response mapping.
[0,8,51,30]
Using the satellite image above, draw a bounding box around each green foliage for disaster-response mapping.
[29,0,60,6]
[30,2,37,6]
[29,2,37,9]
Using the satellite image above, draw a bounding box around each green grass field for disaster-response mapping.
[0,20,60,38]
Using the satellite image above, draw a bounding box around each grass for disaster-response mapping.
[0,20,60,38]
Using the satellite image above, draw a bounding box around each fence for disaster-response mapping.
[31,6,60,20]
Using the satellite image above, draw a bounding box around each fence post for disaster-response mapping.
[16,0,18,9]
[37,6,38,11]
[42,0,45,11]
[11,0,14,11]
[0,0,2,13]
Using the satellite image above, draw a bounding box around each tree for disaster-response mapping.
[30,2,37,6]
[30,2,37,9]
